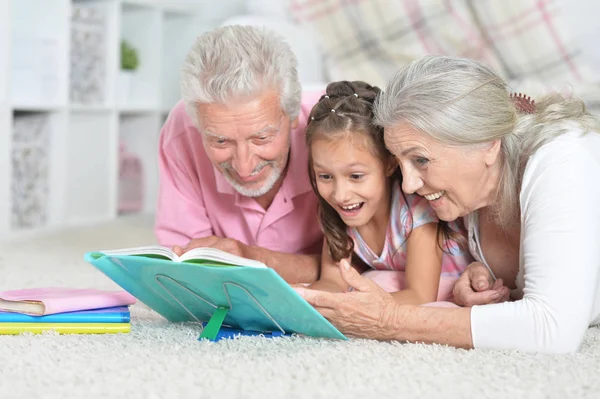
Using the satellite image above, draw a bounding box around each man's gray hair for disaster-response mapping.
[374,55,600,227]
[180,25,302,128]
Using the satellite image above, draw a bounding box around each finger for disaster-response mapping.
[339,259,373,292]
[172,246,184,256]
[452,273,476,305]
[461,290,503,307]
[185,236,217,251]
[294,287,338,309]
[490,278,504,291]
[490,286,511,303]
[470,265,494,292]
[314,307,337,321]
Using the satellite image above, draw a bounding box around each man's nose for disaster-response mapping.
[401,168,423,194]
[231,144,256,177]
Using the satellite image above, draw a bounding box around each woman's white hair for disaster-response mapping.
[374,55,600,227]
[180,25,302,128]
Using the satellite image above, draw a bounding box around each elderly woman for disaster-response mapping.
[295,55,600,354]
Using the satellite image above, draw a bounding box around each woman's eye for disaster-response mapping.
[415,157,429,166]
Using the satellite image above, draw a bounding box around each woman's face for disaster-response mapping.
[384,123,501,222]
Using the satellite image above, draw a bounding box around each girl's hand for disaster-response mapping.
[294,259,399,339]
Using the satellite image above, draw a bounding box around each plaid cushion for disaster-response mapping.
[286,0,595,95]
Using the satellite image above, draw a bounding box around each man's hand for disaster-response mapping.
[173,236,320,284]
[173,236,246,258]
[453,262,510,307]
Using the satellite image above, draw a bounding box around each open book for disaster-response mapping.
[99,245,267,268]
[85,247,346,341]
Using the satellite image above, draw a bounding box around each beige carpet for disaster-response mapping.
[1,215,599,399]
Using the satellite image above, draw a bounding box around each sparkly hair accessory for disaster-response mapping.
[510,92,536,114]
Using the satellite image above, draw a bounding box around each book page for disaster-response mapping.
[100,245,180,261]
[180,247,267,268]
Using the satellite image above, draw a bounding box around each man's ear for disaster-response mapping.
[291,117,299,130]
[386,156,398,177]
[484,139,502,166]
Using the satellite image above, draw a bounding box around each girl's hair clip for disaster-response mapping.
[353,93,358,97]
[324,95,330,99]
[331,109,336,113]
[510,92,536,114]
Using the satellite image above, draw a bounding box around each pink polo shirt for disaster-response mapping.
[154,92,324,255]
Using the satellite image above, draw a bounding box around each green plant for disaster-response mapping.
[121,40,139,71]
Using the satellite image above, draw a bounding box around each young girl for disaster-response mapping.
[306,81,472,305]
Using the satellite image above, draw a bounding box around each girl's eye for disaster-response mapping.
[317,173,331,180]
[350,173,364,180]
[415,157,429,166]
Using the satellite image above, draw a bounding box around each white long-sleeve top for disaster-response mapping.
[468,127,600,353]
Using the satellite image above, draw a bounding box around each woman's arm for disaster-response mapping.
[391,222,442,305]
[296,258,474,347]
[469,139,600,353]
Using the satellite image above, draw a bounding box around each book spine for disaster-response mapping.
[0,323,131,334]
[0,311,130,323]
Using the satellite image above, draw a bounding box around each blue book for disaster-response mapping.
[0,306,130,323]
[84,246,346,340]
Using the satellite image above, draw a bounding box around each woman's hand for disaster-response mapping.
[452,262,510,307]
[294,259,399,340]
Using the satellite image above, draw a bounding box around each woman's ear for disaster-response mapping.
[484,139,502,166]
[386,156,398,177]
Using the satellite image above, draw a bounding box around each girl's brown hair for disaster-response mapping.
[306,80,461,261]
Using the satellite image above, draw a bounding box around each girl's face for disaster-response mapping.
[311,136,393,228]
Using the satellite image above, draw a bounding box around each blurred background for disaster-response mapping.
[1,0,599,239]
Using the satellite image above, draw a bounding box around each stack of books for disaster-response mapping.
[0,287,136,334]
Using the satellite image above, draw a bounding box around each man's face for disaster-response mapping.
[198,91,298,197]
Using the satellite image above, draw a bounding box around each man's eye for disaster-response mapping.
[211,137,228,146]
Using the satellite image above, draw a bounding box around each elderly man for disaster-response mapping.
[155,25,323,283]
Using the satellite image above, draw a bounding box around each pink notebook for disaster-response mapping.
[0,287,136,315]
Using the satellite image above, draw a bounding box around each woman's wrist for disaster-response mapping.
[377,302,408,341]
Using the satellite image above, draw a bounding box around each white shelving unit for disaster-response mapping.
[0,0,238,237]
